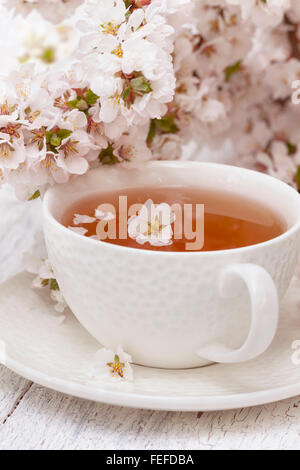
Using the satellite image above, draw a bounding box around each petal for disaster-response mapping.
[100,97,120,123]
[58,155,89,175]
[116,345,132,364]
[73,214,96,225]
[127,9,144,31]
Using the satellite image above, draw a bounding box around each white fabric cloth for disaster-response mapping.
[0,185,42,284]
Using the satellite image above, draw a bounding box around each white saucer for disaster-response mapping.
[1,272,300,411]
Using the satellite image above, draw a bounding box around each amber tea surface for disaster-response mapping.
[62,187,286,252]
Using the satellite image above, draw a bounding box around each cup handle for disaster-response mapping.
[197,263,279,363]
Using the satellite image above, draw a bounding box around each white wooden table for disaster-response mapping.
[0,185,299,450]
[0,366,299,450]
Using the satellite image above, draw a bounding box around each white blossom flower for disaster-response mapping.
[112,124,152,163]
[151,133,183,161]
[1,0,300,215]
[0,9,79,74]
[89,345,133,382]
[4,0,84,24]
[128,199,176,246]
[23,232,67,312]
[95,209,116,221]
[73,213,96,225]
[32,275,48,289]
[76,0,177,130]
[50,289,68,313]
[0,137,25,171]
[226,0,290,27]
[256,141,300,186]
[38,258,54,279]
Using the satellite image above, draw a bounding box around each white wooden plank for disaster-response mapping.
[0,382,299,450]
[0,365,32,424]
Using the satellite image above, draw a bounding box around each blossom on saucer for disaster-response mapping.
[73,213,96,225]
[24,232,67,313]
[38,258,54,280]
[128,199,176,247]
[50,288,68,313]
[89,345,133,382]
[32,275,49,289]
[32,273,67,312]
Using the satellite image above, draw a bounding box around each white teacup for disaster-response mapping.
[43,162,300,369]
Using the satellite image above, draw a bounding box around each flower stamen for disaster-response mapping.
[107,354,125,378]
[146,216,166,236]
[30,128,46,150]
[100,22,119,36]
[60,139,79,157]
[16,82,31,99]
[1,123,22,139]
[0,101,12,116]
[25,107,40,124]
[0,143,12,159]
[111,45,123,58]
[40,154,56,171]
[110,94,121,109]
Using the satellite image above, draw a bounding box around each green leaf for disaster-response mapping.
[147,115,179,144]
[85,89,100,106]
[224,60,242,81]
[46,131,60,152]
[130,76,152,94]
[67,98,88,111]
[77,99,89,111]
[67,99,80,109]
[57,129,72,140]
[46,130,52,144]
[155,115,179,134]
[98,145,119,165]
[147,119,156,144]
[49,279,59,291]
[40,47,55,64]
[296,166,300,191]
[122,87,131,101]
[28,190,40,201]
[50,134,61,147]
[286,142,297,155]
